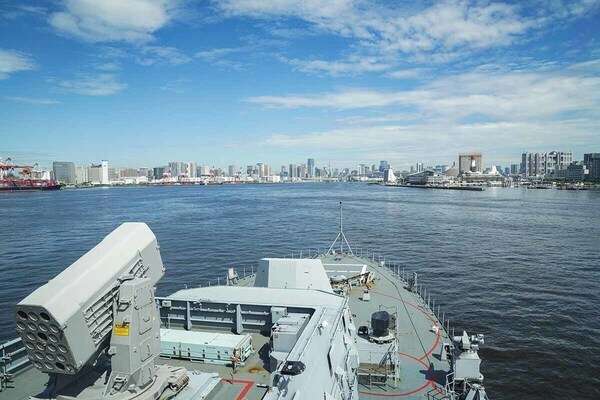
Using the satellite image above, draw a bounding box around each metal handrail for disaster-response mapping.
[0,337,31,392]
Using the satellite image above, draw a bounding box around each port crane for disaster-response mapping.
[0,156,57,190]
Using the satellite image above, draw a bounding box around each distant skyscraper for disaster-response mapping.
[153,166,165,179]
[186,162,198,178]
[199,165,210,176]
[257,162,265,178]
[584,153,600,170]
[458,153,482,175]
[379,161,389,172]
[510,164,520,175]
[228,164,237,177]
[52,161,76,184]
[586,154,600,181]
[75,165,88,184]
[168,161,185,177]
[415,163,424,173]
[88,165,101,183]
[307,158,315,177]
[101,160,109,184]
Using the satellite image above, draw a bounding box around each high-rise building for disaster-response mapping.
[198,165,211,176]
[544,151,572,175]
[257,163,265,178]
[289,164,297,179]
[76,165,88,184]
[521,151,573,177]
[300,164,307,178]
[415,162,424,173]
[119,168,139,178]
[584,153,600,170]
[101,160,109,184]
[88,165,101,184]
[153,166,165,179]
[228,165,237,177]
[307,158,315,177]
[107,167,117,182]
[510,164,520,175]
[459,153,482,175]
[521,152,542,176]
[585,153,600,181]
[379,161,389,172]
[186,162,198,178]
[52,161,76,184]
[168,161,186,177]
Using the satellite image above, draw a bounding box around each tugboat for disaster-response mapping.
[0,157,60,192]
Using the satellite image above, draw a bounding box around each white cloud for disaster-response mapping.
[283,55,391,76]
[136,46,191,66]
[58,74,127,96]
[245,59,600,164]
[255,118,598,167]
[247,89,410,110]
[194,47,246,70]
[93,62,120,71]
[195,48,242,61]
[216,0,600,69]
[160,78,190,94]
[5,96,60,105]
[0,49,36,79]
[1,4,48,19]
[388,68,428,79]
[246,60,600,121]
[49,0,178,43]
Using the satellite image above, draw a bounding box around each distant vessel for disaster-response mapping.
[0,204,489,400]
[0,157,60,192]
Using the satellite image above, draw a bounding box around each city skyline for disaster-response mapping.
[3,147,598,174]
[2,1,599,167]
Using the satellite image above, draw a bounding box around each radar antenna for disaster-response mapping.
[327,202,354,256]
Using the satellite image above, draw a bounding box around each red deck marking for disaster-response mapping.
[373,291,442,362]
[431,381,445,396]
[221,378,255,400]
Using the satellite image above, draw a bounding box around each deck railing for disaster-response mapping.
[0,337,30,392]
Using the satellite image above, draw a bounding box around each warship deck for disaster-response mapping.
[1,253,450,400]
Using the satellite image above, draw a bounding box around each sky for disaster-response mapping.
[1,0,599,170]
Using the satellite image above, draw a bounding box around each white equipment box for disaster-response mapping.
[160,329,253,365]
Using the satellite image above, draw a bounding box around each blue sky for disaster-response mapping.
[1,0,599,170]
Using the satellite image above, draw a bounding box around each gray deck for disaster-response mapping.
[1,253,450,400]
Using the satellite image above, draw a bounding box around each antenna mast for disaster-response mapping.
[327,202,354,256]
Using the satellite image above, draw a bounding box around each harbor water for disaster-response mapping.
[0,183,598,399]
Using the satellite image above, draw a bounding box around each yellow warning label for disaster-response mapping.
[114,322,130,336]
